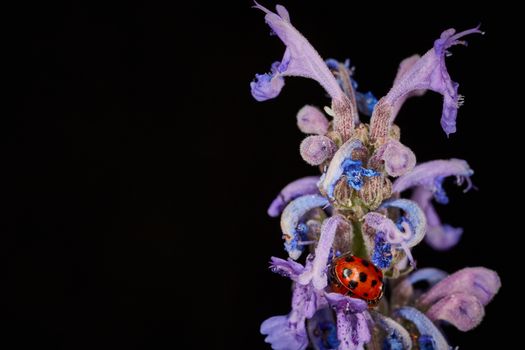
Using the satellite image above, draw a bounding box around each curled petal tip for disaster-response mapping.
[419,267,501,307]
[281,195,329,259]
[394,307,450,350]
[300,135,337,166]
[296,105,329,135]
[426,293,485,331]
[425,224,463,251]
[267,176,320,217]
[298,216,345,289]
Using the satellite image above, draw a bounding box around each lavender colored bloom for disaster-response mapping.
[252,3,344,101]
[370,140,416,177]
[393,158,473,194]
[325,293,370,350]
[261,282,315,350]
[370,27,482,144]
[426,293,485,331]
[251,62,286,102]
[296,105,330,135]
[252,3,356,140]
[298,215,348,290]
[413,186,463,250]
[268,176,320,217]
[419,267,501,307]
[364,199,426,265]
[280,194,329,260]
[300,135,337,166]
[251,5,498,348]
[394,159,473,250]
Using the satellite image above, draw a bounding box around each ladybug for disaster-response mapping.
[328,253,384,307]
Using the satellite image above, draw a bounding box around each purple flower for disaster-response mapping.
[251,3,344,102]
[369,140,416,177]
[325,293,370,350]
[393,159,473,250]
[412,186,463,250]
[364,199,426,265]
[298,215,345,290]
[300,135,337,166]
[251,61,286,102]
[280,194,329,260]
[268,176,320,217]
[250,5,498,349]
[370,27,482,144]
[251,3,355,140]
[296,105,329,135]
[393,158,473,195]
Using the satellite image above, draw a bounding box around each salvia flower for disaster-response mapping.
[251,3,499,349]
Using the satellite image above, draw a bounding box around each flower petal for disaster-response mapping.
[391,54,426,119]
[262,279,328,350]
[372,312,413,350]
[370,27,482,143]
[426,224,463,251]
[269,256,305,281]
[298,215,345,289]
[261,315,309,350]
[365,199,426,248]
[419,267,501,307]
[252,2,344,101]
[393,158,473,194]
[364,199,426,266]
[293,283,327,320]
[325,293,368,315]
[426,293,485,331]
[412,186,464,250]
[394,307,450,350]
[300,135,337,166]
[318,139,367,199]
[251,70,286,102]
[252,3,356,140]
[370,140,416,177]
[325,293,370,350]
[297,105,330,135]
[268,176,321,217]
[281,195,330,259]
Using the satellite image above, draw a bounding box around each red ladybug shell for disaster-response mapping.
[328,253,384,306]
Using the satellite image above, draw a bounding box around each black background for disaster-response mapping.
[4,1,519,349]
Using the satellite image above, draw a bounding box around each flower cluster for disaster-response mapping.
[250,3,500,350]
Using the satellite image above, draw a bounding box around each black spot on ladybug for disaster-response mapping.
[371,280,378,287]
[345,256,355,262]
[348,280,358,289]
[363,292,369,297]
[359,272,368,282]
[346,290,355,297]
[374,265,380,273]
[361,260,370,267]
[342,268,353,278]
